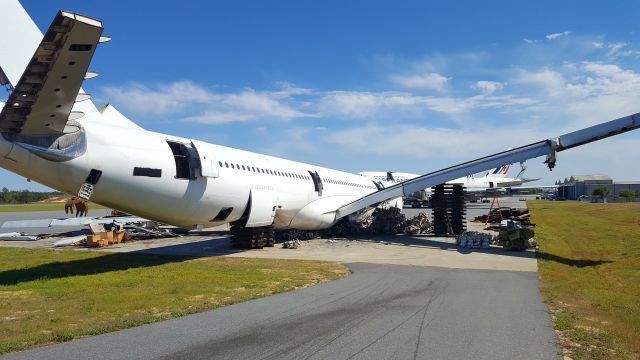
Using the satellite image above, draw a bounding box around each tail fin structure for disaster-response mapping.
[485,164,511,178]
[0,0,42,88]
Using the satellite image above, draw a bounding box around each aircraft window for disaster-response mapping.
[225,162,229,168]
[231,164,235,169]
[252,167,256,172]
[236,164,240,169]
[241,165,246,170]
[218,161,223,167]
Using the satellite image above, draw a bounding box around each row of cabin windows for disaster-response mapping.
[218,161,311,180]
[323,178,377,190]
[217,160,377,190]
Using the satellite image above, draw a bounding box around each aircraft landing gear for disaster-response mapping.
[230,224,275,249]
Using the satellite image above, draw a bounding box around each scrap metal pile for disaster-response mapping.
[495,221,537,251]
[279,208,431,241]
[456,231,493,249]
[403,213,432,235]
[473,207,532,227]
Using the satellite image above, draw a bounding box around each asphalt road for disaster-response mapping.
[4,263,559,360]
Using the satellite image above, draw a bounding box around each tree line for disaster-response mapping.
[0,187,63,204]
[592,186,640,201]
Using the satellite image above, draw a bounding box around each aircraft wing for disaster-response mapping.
[1,216,148,229]
[336,113,640,219]
[496,178,540,187]
[0,11,103,135]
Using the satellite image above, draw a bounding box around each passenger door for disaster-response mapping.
[191,140,219,178]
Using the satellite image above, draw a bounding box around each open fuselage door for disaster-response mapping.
[308,170,323,196]
[246,187,278,227]
[191,140,219,178]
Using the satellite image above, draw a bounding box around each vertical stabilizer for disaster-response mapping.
[0,0,42,87]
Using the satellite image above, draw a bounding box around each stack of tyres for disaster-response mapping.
[230,224,275,249]
[430,184,466,236]
[450,185,466,235]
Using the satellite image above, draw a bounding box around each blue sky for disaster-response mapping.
[3,0,640,190]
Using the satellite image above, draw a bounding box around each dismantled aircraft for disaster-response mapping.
[0,2,639,248]
[359,162,539,193]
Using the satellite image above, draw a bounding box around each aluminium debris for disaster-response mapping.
[456,231,493,249]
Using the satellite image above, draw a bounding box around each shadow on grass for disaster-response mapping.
[0,252,197,286]
[0,236,248,286]
[536,252,612,267]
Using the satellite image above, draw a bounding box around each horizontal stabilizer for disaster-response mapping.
[0,11,103,135]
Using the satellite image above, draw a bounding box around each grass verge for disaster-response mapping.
[0,203,106,212]
[0,247,349,354]
[529,201,640,359]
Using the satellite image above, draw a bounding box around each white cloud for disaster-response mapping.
[546,31,570,40]
[515,68,567,96]
[472,81,504,94]
[390,72,450,91]
[509,62,640,129]
[101,82,315,124]
[318,90,534,119]
[325,124,547,159]
[101,81,209,116]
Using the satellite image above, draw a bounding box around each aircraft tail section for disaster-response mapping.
[0,0,42,88]
[485,164,511,178]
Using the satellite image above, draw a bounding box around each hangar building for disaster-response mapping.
[555,175,640,200]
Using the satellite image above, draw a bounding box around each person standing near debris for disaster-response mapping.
[64,197,76,214]
[75,200,88,217]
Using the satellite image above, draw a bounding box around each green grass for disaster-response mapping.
[0,248,349,354]
[529,201,640,360]
[0,203,106,212]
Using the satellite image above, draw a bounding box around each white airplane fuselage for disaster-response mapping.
[0,115,377,230]
[359,171,531,192]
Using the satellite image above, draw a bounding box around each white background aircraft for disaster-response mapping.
[0,2,638,248]
[359,163,538,193]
